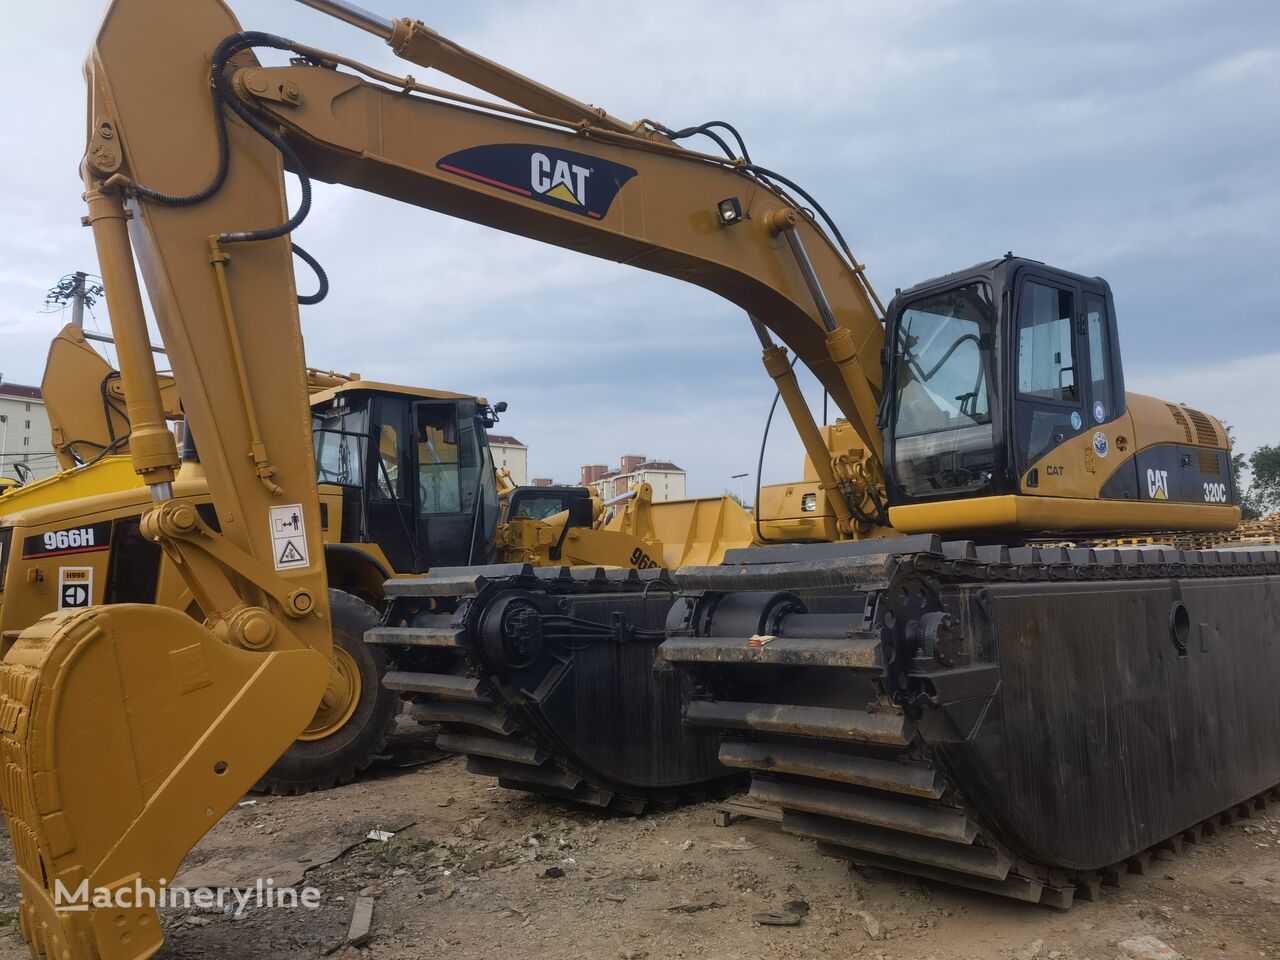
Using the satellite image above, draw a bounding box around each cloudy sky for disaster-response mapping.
[1,0,1276,495]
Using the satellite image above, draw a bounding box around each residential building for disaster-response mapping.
[587,454,686,502]
[488,433,528,486]
[579,464,609,487]
[0,382,55,482]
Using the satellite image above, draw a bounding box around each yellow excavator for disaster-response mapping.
[2,0,1275,956]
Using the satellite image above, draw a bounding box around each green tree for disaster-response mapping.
[1247,444,1280,517]
[1222,423,1264,519]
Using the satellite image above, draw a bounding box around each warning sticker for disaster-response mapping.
[58,567,94,610]
[269,503,311,571]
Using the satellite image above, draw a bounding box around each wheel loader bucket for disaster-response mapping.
[0,605,329,960]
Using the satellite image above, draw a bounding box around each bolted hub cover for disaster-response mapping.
[477,593,545,672]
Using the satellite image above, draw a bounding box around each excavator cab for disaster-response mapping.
[311,382,500,572]
[884,256,1238,534]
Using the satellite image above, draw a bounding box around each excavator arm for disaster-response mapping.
[0,2,891,958]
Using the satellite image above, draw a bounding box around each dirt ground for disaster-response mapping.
[0,729,1275,960]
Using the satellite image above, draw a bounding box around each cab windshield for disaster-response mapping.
[891,282,996,498]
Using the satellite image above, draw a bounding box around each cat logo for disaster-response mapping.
[437,143,637,220]
[531,153,590,207]
[1146,468,1170,501]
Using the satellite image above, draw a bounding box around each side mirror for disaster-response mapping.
[495,401,508,413]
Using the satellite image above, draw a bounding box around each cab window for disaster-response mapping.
[1084,292,1113,418]
[1017,282,1077,403]
[513,494,569,520]
[373,423,403,499]
[417,406,462,515]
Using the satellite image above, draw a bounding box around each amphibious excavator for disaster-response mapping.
[2,0,1275,956]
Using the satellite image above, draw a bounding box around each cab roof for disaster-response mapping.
[309,380,484,407]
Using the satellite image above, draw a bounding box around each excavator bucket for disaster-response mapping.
[0,605,328,960]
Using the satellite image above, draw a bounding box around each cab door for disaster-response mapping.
[364,395,418,572]
[412,400,472,569]
[1010,271,1089,493]
[1078,283,1136,498]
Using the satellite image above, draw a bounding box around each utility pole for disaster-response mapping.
[45,271,103,328]
[70,271,87,328]
[731,471,749,507]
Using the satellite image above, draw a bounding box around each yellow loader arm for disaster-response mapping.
[1,1,892,957]
[41,323,180,471]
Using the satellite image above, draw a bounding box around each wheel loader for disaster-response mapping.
[0,1,1274,956]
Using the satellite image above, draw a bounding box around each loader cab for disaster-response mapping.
[311,384,500,573]
[503,485,595,527]
[883,256,1126,509]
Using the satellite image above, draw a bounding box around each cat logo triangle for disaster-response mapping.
[545,182,580,205]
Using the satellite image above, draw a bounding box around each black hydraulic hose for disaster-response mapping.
[661,121,875,317]
[208,33,313,244]
[292,243,329,305]
[753,355,890,535]
[112,31,327,299]
[754,355,799,545]
[741,162,858,276]
[659,120,753,164]
[660,122,737,162]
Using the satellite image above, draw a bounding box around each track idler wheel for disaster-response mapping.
[0,605,329,960]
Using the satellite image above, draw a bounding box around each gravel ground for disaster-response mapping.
[0,739,1275,960]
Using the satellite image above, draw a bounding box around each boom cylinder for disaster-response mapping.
[292,0,394,37]
[82,186,179,496]
[753,317,854,533]
[772,211,885,467]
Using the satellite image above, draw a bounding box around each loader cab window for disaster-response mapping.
[374,423,404,499]
[411,401,499,568]
[416,406,462,515]
[890,282,997,499]
[511,494,569,521]
[313,405,369,488]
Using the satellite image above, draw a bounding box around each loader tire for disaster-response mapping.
[254,589,399,795]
